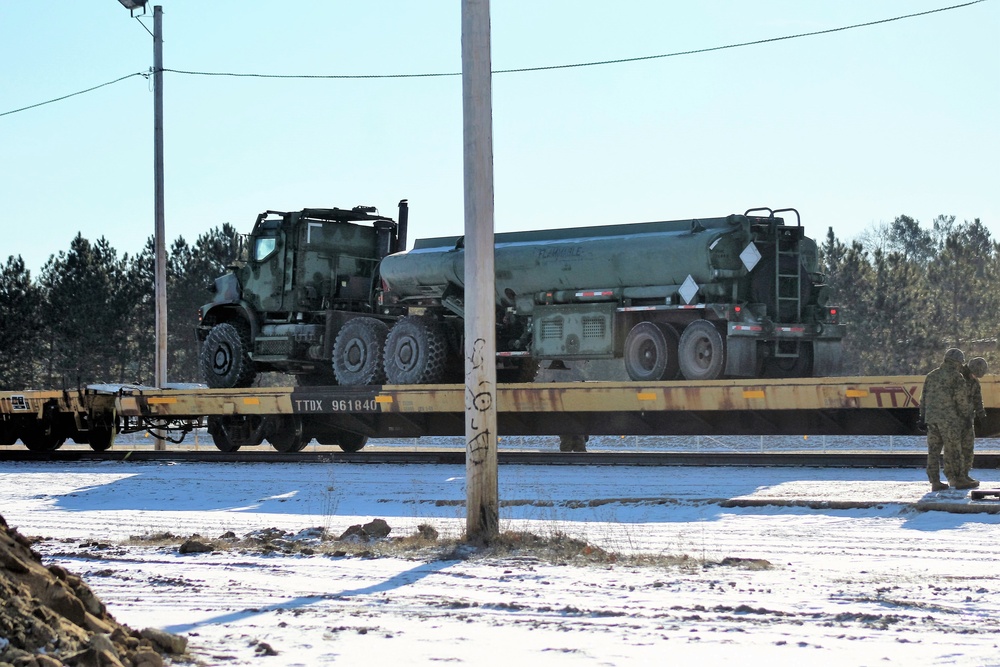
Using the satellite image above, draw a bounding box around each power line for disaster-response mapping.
[0,72,147,118]
[499,0,989,74]
[1,0,989,116]
[166,0,991,79]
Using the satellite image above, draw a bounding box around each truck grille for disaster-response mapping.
[540,320,563,340]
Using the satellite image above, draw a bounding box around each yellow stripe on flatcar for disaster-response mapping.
[742,390,766,399]
[375,395,393,404]
[146,397,177,404]
[636,392,657,401]
[845,389,869,398]
[243,397,260,405]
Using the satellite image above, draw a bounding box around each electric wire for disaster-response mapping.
[1,0,989,117]
[0,72,147,118]
[166,0,990,80]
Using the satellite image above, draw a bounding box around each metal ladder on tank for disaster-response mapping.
[772,218,803,361]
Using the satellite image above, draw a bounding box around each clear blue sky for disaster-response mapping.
[2,1,997,275]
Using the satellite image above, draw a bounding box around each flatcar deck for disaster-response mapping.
[110,376,939,437]
[4,376,1000,451]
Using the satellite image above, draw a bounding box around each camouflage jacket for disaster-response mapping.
[920,358,972,426]
[963,366,987,421]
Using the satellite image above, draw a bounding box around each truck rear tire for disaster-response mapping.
[383,316,448,385]
[678,321,726,381]
[202,321,257,389]
[333,318,388,386]
[624,322,680,382]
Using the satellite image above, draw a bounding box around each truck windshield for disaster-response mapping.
[254,237,277,262]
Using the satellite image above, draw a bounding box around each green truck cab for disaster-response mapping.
[197,201,408,389]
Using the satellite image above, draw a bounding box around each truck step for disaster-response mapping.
[970,489,1000,500]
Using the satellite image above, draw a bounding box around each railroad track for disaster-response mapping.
[4,448,1000,468]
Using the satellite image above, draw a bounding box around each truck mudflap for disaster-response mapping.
[812,340,844,376]
[725,337,844,378]
[725,337,757,377]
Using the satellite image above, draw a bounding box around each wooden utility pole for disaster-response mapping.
[461,0,499,540]
[153,5,167,449]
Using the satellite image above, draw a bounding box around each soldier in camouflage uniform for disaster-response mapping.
[957,357,989,488]
[919,348,972,491]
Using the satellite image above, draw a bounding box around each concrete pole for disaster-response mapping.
[153,5,167,449]
[461,0,499,540]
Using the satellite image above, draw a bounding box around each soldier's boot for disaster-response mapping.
[928,470,948,491]
[961,475,980,488]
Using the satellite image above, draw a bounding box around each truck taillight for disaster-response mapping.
[827,307,839,324]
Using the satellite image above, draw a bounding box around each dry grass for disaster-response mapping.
[123,525,772,570]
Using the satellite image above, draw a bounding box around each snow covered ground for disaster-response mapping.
[3,456,1000,666]
[110,431,976,454]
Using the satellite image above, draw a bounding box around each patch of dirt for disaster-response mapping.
[0,513,188,666]
[124,519,761,570]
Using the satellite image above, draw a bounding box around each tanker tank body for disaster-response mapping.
[375,207,844,385]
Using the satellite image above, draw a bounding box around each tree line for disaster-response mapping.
[0,225,241,390]
[0,214,995,390]
[822,215,997,376]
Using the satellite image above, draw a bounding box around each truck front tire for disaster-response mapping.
[201,322,257,389]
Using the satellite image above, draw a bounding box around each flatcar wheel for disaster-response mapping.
[678,321,726,381]
[90,419,118,452]
[207,416,241,452]
[315,430,369,453]
[623,321,679,382]
[336,432,368,453]
[20,422,64,452]
[0,419,18,446]
[269,416,309,453]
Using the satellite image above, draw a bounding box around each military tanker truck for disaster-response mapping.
[374,207,843,384]
[199,204,843,392]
